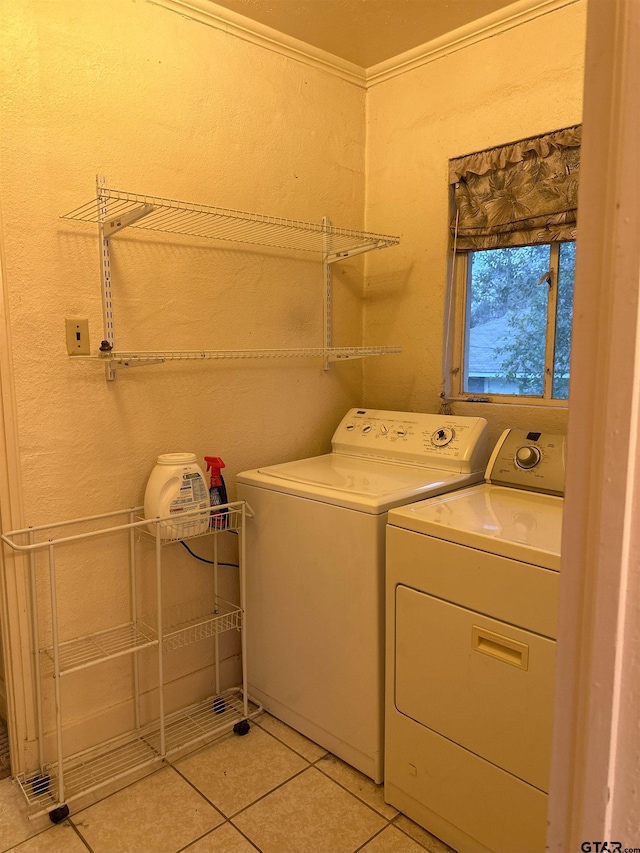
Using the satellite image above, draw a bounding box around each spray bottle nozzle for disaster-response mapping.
[204,457,229,528]
[204,456,225,487]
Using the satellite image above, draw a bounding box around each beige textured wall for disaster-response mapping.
[0,0,589,759]
[363,0,587,449]
[0,0,367,753]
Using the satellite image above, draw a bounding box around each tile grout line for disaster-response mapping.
[170,726,319,853]
[222,762,390,853]
[252,716,328,764]
[219,757,400,853]
[389,813,454,853]
[167,721,316,850]
[63,762,171,852]
[71,760,169,814]
[0,816,94,853]
[68,817,95,853]
[169,760,237,817]
[226,763,314,821]
[355,822,393,853]
[311,760,400,822]
[168,755,315,852]
[308,767,403,853]
[67,754,258,853]
[225,822,265,853]
[174,814,264,853]
[249,721,439,852]
[250,716,425,845]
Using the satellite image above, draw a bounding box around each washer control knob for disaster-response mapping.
[396,428,407,437]
[379,425,389,435]
[432,427,454,447]
[345,424,355,431]
[515,445,541,469]
[362,424,372,434]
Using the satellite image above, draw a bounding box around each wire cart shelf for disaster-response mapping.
[2,500,261,822]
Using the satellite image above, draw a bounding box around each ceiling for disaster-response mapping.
[211,0,519,68]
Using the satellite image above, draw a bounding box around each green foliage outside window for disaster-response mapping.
[465,243,575,399]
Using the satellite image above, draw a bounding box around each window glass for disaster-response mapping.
[553,242,576,400]
[464,245,551,396]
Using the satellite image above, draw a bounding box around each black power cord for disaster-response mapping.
[180,540,239,568]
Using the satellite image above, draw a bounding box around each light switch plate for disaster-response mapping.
[65,318,90,355]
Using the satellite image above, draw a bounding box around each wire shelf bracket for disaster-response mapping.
[102,203,156,237]
[62,176,401,379]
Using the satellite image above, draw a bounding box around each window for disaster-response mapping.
[454,242,575,402]
[446,126,580,406]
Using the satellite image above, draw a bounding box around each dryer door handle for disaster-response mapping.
[472,626,529,671]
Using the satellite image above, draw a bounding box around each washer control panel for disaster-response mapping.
[486,429,566,495]
[331,409,489,473]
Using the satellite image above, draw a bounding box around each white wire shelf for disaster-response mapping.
[138,501,244,542]
[61,186,400,258]
[38,600,241,672]
[16,733,159,817]
[143,689,260,756]
[41,622,158,676]
[15,690,262,818]
[141,596,243,651]
[1,503,250,552]
[78,345,401,367]
[40,596,241,674]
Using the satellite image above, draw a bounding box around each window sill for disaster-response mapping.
[446,394,569,409]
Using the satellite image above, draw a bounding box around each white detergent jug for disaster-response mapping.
[144,453,209,539]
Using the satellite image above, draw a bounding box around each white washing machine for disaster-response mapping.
[237,408,489,783]
[384,429,566,853]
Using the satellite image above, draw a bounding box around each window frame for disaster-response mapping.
[448,242,570,408]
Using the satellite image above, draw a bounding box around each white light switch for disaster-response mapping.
[65,318,90,356]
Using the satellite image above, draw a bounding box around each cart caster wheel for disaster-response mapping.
[233,720,250,736]
[30,774,50,796]
[213,696,226,714]
[49,804,69,824]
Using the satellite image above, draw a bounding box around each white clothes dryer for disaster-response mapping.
[384,429,566,853]
[237,408,489,783]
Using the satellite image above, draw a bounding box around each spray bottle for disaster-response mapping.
[204,456,229,529]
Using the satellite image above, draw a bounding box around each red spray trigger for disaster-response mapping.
[204,456,225,487]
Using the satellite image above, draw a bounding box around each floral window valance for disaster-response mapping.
[449,125,581,250]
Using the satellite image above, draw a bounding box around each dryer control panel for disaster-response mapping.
[486,429,566,495]
[331,408,489,473]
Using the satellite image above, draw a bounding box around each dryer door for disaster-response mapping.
[394,585,556,792]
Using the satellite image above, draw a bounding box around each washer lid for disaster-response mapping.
[237,453,483,513]
[387,483,563,569]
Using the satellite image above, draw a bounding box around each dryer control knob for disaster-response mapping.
[515,445,541,469]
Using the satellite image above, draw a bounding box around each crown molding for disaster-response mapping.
[148,0,581,90]
[365,0,581,87]
[147,0,367,87]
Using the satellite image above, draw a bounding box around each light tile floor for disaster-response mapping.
[0,713,454,853]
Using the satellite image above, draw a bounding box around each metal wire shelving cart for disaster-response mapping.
[1,500,261,823]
